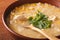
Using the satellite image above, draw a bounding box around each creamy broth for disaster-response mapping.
[8,2,60,38]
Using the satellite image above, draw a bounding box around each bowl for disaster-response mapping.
[2,0,60,40]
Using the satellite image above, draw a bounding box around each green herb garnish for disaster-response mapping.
[28,11,52,29]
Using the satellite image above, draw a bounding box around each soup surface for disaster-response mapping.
[8,2,60,38]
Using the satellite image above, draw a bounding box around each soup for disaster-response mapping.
[8,2,60,39]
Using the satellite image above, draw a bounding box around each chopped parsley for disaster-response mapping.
[28,11,52,29]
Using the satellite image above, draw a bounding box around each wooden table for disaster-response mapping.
[0,0,60,40]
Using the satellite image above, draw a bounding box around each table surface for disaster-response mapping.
[0,0,60,40]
